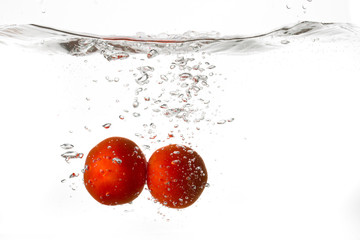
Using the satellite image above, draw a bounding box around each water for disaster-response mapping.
[1,22,360,239]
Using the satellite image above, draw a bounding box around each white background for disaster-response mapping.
[1,1,360,240]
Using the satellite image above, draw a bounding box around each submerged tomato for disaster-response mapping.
[147,144,208,209]
[84,137,147,205]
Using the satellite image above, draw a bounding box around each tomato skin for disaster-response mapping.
[84,137,147,205]
[147,144,208,209]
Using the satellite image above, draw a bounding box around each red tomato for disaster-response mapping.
[84,137,147,205]
[147,144,208,209]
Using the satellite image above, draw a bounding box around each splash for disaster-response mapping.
[0,21,359,56]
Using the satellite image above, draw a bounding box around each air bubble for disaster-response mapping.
[69,173,79,178]
[61,151,84,162]
[133,99,139,108]
[142,145,150,150]
[103,51,129,61]
[138,66,154,73]
[171,160,181,165]
[227,118,235,122]
[160,75,168,81]
[179,73,192,80]
[160,104,168,109]
[60,143,74,150]
[147,49,159,58]
[135,73,149,85]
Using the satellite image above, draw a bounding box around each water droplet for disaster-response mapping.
[205,183,210,188]
[173,151,180,155]
[103,123,111,129]
[133,112,140,117]
[150,123,156,128]
[60,143,74,150]
[147,49,159,58]
[227,118,235,122]
[144,96,150,101]
[119,115,125,120]
[61,179,66,183]
[142,145,150,150]
[207,65,216,69]
[217,120,226,124]
[106,192,111,197]
[160,104,168,109]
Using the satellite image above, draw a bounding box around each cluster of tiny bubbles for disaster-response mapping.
[87,47,231,154]
[156,209,171,222]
